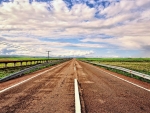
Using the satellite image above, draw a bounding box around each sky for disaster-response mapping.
[0,0,150,57]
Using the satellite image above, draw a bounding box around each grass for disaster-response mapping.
[0,59,67,79]
[0,62,37,68]
[0,66,32,78]
[93,61,150,75]
[93,64,150,83]
[0,56,44,61]
[79,58,150,83]
[0,56,61,68]
[78,58,150,62]
[0,56,59,61]
[79,58,150,75]
[23,61,61,75]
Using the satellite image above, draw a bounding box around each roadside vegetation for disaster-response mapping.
[79,58,150,62]
[79,58,150,83]
[0,56,63,79]
[0,56,59,61]
[95,62,150,75]
[0,56,60,68]
[0,60,65,79]
[0,66,31,79]
[94,64,150,83]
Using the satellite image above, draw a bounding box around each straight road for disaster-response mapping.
[0,60,76,113]
[76,61,150,113]
[0,59,150,113]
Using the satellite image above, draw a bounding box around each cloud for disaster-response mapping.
[0,0,150,57]
[0,41,95,57]
[81,36,150,50]
[0,35,98,56]
[51,49,94,57]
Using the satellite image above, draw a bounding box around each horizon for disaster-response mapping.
[0,55,150,58]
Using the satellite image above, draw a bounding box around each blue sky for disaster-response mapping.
[0,0,150,57]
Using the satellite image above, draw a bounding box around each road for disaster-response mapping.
[0,59,150,113]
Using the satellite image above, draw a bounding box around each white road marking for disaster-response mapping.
[0,63,65,93]
[74,65,78,79]
[74,66,76,71]
[99,69,150,92]
[74,79,81,113]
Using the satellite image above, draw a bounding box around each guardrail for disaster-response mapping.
[0,59,70,83]
[83,61,150,81]
[0,59,60,68]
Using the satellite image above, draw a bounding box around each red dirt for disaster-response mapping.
[0,59,150,113]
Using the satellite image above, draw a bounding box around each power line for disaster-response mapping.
[47,51,51,59]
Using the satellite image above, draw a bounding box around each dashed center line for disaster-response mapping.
[74,79,81,113]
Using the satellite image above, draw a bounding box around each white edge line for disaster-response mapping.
[81,61,150,92]
[74,79,81,113]
[99,69,150,92]
[0,63,65,93]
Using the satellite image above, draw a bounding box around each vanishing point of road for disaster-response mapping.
[0,59,150,113]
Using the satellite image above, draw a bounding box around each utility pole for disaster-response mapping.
[47,51,51,59]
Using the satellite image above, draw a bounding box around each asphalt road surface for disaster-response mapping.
[0,59,150,113]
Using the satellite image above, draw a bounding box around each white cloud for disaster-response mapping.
[0,41,95,57]
[51,49,94,57]
[81,36,150,50]
[0,0,150,57]
[0,35,99,56]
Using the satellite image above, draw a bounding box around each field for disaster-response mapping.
[0,56,61,79]
[0,56,60,68]
[79,58,150,62]
[0,56,57,61]
[79,58,150,75]
[78,58,150,83]
[97,62,150,75]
